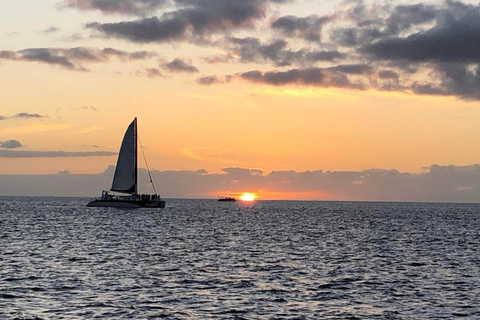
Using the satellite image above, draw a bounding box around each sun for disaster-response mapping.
[240,193,256,202]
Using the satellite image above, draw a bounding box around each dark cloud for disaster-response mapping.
[194,1,480,101]
[0,115,6,120]
[0,47,157,71]
[19,48,77,69]
[378,70,399,80]
[59,0,168,16]
[0,150,117,158]
[271,14,331,42]
[238,67,364,89]
[363,4,480,63]
[87,17,186,43]
[215,37,345,67]
[13,113,46,119]
[163,58,198,73]
[386,4,438,34]
[226,37,307,67]
[197,75,221,86]
[306,50,345,62]
[86,0,287,43]
[412,63,480,100]
[0,140,22,149]
[330,64,373,75]
[196,75,232,86]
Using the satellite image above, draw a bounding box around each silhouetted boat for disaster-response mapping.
[87,118,166,208]
[218,197,236,202]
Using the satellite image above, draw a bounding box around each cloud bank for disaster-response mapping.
[0,150,117,158]
[1,164,480,203]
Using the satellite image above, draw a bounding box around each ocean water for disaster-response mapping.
[1,197,479,319]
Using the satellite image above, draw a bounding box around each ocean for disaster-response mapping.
[1,197,479,319]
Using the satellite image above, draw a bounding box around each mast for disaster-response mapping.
[134,117,138,195]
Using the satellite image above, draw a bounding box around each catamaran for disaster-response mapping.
[87,118,166,208]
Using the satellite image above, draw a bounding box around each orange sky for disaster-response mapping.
[1,0,480,193]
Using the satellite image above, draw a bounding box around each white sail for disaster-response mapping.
[111,118,137,193]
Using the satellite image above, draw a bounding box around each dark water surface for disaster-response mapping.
[1,197,479,319]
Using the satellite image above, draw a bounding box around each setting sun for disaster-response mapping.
[240,193,256,202]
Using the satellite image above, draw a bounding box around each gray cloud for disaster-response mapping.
[137,67,164,78]
[0,47,157,71]
[2,164,480,203]
[0,140,23,149]
[0,115,6,120]
[386,3,438,34]
[43,26,60,34]
[196,75,232,86]
[86,0,286,43]
[87,17,186,43]
[198,1,480,101]
[271,14,331,42]
[197,75,221,86]
[59,0,168,16]
[0,150,117,158]
[306,50,345,62]
[238,67,364,89]
[13,113,46,119]
[362,3,480,63]
[212,37,346,67]
[163,58,198,73]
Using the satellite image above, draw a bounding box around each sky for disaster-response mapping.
[2,0,480,201]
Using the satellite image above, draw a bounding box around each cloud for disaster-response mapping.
[86,0,287,43]
[271,14,331,42]
[197,75,221,86]
[0,115,6,120]
[163,58,198,73]
[210,36,347,67]
[0,140,22,149]
[0,150,117,158]
[362,16,480,64]
[12,113,46,119]
[192,2,480,100]
[78,105,97,111]
[222,167,263,178]
[237,67,365,89]
[43,26,60,34]
[2,164,480,202]
[0,47,157,71]
[5,0,480,102]
[59,0,168,16]
[138,67,165,78]
[386,3,438,34]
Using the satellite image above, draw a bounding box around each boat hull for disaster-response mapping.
[86,200,166,208]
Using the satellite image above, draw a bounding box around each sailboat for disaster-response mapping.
[87,118,166,208]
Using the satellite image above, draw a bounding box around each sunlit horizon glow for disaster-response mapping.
[240,193,256,202]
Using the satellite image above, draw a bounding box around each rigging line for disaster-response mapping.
[138,133,158,196]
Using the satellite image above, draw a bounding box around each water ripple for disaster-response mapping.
[1,197,480,319]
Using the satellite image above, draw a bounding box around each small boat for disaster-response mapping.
[87,118,165,208]
[218,197,236,202]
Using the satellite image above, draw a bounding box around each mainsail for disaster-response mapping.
[111,118,137,193]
